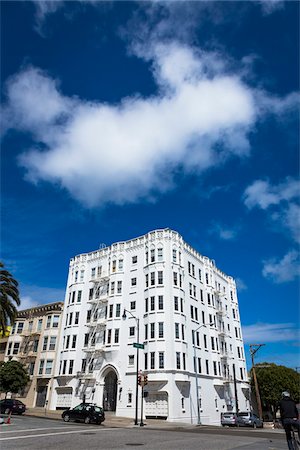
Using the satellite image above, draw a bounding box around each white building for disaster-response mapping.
[50,228,250,425]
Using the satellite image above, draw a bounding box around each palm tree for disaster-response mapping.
[0,262,20,334]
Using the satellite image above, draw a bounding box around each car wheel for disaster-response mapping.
[63,414,70,422]
[84,416,91,424]
[253,422,257,429]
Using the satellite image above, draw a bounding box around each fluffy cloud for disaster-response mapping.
[209,221,239,240]
[243,177,300,283]
[262,250,300,283]
[242,322,298,344]
[3,44,257,207]
[20,284,65,309]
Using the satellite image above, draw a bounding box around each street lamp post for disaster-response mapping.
[123,309,140,426]
[193,323,214,425]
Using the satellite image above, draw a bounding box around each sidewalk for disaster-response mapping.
[24,408,190,429]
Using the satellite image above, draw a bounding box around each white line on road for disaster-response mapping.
[0,425,86,434]
[0,427,108,441]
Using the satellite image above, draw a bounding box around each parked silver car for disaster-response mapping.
[237,412,264,428]
[221,412,238,427]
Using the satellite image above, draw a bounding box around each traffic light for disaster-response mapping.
[138,373,142,385]
[144,374,148,385]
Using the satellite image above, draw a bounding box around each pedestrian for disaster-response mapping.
[279,391,300,450]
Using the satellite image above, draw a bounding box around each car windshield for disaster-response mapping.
[238,413,250,417]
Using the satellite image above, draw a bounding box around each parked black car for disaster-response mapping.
[0,399,26,415]
[61,403,105,424]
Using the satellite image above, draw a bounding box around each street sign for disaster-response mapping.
[133,342,144,349]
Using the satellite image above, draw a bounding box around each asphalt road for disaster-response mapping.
[0,415,288,450]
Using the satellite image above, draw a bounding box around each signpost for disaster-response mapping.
[133,343,144,349]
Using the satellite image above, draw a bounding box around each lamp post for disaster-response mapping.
[193,322,214,425]
[123,309,140,426]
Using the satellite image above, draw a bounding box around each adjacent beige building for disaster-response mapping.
[5,302,63,408]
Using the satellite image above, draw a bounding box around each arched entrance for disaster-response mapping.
[102,371,117,411]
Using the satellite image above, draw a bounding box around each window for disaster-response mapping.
[75,271,78,282]
[84,333,89,346]
[205,273,209,284]
[114,329,119,344]
[107,329,112,344]
[190,305,194,320]
[72,335,77,349]
[205,359,209,374]
[207,293,211,305]
[109,304,113,318]
[112,260,116,272]
[97,266,102,277]
[28,362,35,376]
[77,291,82,303]
[181,324,185,341]
[81,359,86,372]
[132,255,137,264]
[80,270,84,282]
[150,249,155,263]
[240,367,244,380]
[144,353,148,370]
[158,271,163,285]
[130,301,136,310]
[69,312,73,326]
[110,281,115,295]
[150,296,155,311]
[159,352,164,369]
[173,272,178,286]
[117,281,122,294]
[116,304,121,318]
[75,311,80,325]
[68,360,74,375]
[86,310,91,323]
[28,321,33,332]
[131,278,137,287]
[39,360,45,375]
[145,274,149,288]
[7,342,12,355]
[145,251,149,265]
[144,324,148,340]
[150,352,155,369]
[211,336,215,351]
[158,295,164,310]
[157,247,163,261]
[204,334,207,349]
[145,298,148,313]
[198,358,202,373]
[150,323,155,339]
[33,339,39,352]
[199,269,202,282]
[11,323,16,334]
[43,337,48,351]
[89,288,93,300]
[13,342,20,355]
[200,290,203,302]
[91,267,96,278]
[66,335,70,349]
[213,361,217,376]
[129,355,134,366]
[118,259,123,271]
[172,249,177,262]
[46,316,51,328]
[45,359,53,375]
[183,353,186,370]
[129,327,135,337]
[37,319,43,331]
[128,393,132,405]
[176,352,181,369]
[180,298,184,313]
[150,272,155,286]
[175,323,180,339]
[158,322,164,339]
[49,336,56,351]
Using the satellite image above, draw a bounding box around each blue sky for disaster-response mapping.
[1,0,299,370]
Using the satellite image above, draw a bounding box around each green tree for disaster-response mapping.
[251,362,300,420]
[0,262,20,334]
[0,360,29,398]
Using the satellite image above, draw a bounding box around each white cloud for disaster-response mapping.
[236,277,247,292]
[259,0,285,15]
[209,222,239,240]
[242,322,299,344]
[19,284,65,309]
[243,178,300,210]
[3,41,298,208]
[262,250,300,283]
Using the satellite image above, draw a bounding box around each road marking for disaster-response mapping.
[0,425,84,434]
[0,427,108,441]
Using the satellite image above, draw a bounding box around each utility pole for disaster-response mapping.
[250,344,265,420]
[232,364,239,414]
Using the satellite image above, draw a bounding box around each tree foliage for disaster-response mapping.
[0,262,20,334]
[251,362,300,419]
[0,360,29,395]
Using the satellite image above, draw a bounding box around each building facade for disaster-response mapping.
[50,228,250,424]
[5,302,63,408]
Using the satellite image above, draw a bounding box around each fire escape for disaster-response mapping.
[75,272,109,401]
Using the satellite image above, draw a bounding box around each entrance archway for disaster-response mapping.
[102,371,117,411]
